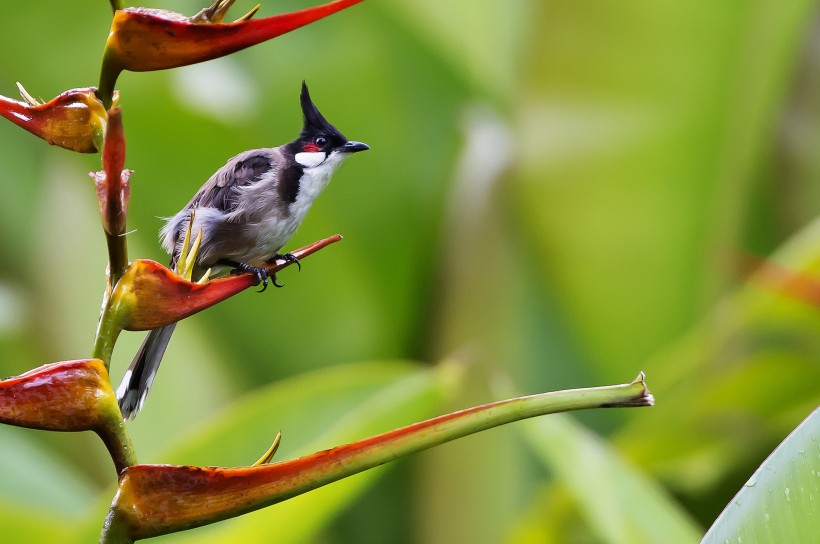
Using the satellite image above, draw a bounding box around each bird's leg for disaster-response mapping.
[218,259,281,292]
[268,252,301,272]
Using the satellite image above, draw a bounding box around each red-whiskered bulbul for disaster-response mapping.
[116,82,369,419]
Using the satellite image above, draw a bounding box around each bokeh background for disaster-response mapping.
[1,1,819,542]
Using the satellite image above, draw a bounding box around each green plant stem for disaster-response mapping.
[98,52,119,111]
[100,514,132,544]
[106,234,128,289]
[109,0,124,14]
[101,373,652,542]
[91,289,137,474]
[93,290,123,370]
[98,404,137,474]
[270,373,654,496]
[92,291,138,474]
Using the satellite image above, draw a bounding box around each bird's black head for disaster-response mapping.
[288,82,369,166]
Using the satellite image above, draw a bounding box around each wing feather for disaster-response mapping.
[188,149,275,213]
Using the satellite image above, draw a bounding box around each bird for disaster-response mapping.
[116,81,369,419]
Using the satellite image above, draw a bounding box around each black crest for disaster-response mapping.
[300,81,346,142]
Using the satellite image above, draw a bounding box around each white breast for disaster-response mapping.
[240,150,350,264]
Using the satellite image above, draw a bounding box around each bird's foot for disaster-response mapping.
[269,252,301,272]
[232,262,282,292]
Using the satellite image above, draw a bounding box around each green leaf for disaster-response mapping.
[148,359,459,543]
[385,0,531,100]
[0,427,97,515]
[518,413,702,544]
[0,501,75,543]
[509,0,816,384]
[615,217,820,495]
[702,407,820,544]
[507,483,611,543]
[0,428,95,541]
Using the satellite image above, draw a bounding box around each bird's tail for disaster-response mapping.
[116,323,176,419]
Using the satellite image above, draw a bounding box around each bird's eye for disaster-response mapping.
[315,137,327,146]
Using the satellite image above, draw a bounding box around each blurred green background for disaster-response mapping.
[1,1,819,542]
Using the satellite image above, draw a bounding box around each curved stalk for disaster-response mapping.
[101,373,652,542]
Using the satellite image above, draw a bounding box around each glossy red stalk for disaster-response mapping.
[91,108,130,286]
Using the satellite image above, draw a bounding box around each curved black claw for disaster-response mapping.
[271,274,284,288]
[271,252,302,272]
[232,262,271,292]
[257,276,269,293]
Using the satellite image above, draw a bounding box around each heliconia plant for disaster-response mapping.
[0,2,655,542]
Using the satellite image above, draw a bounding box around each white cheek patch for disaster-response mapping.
[295,152,326,168]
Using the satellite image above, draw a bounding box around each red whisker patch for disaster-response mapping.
[302,142,321,153]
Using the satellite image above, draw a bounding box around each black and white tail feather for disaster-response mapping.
[117,324,176,419]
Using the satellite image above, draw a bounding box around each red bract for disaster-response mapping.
[0,358,136,472]
[112,259,257,331]
[112,235,342,331]
[0,359,115,432]
[99,0,365,104]
[90,108,131,282]
[0,87,108,153]
[93,108,129,236]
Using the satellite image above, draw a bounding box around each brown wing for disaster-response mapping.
[187,149,275,213]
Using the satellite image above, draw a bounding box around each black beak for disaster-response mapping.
[340,140,370,153]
